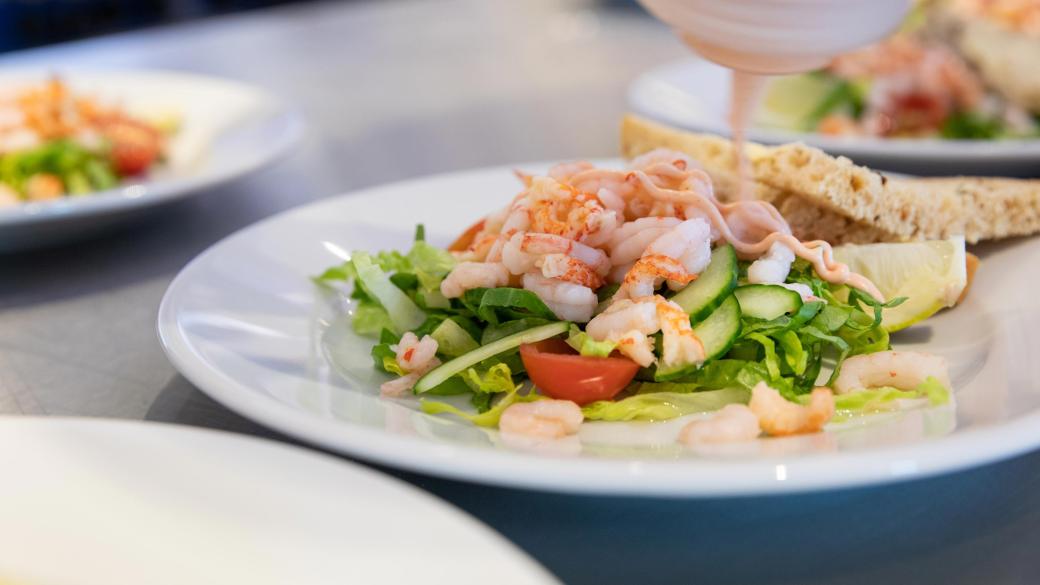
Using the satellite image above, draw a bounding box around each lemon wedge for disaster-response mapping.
[834,237,968,332]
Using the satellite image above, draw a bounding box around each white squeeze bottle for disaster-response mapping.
[636,0,911,196]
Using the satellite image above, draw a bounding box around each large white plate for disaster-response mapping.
[0,417,557,585]
[0,69,303,251]
[158,161,1040,497]
[628,59,1040,176]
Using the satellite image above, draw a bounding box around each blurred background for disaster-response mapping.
[0,0,315,52]
[0,0,642,53]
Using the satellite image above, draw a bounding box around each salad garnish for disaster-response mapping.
[317,150,953,445]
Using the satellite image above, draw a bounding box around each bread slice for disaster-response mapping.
[620,114,1040,244]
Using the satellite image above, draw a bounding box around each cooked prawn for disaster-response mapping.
[501,232,610,276]
[585,298,661,339]
[748,383,834,436]
[499,399,584,439]
[610,329,657,367]
[393,332,439,373]
[832,351,951,395]
[440,261,510,298]
[538,253,604,289]
[656,298,706,368]
[748,240,795,284]
[607,216,682,266]
[678,404,761,446]
[379,333,442,397]
[616,254,696,300]
[644,218,713,287]
[522,273,598,323]
[548,160,595,183]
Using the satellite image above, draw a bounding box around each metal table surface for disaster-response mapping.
[2,1,1039,583]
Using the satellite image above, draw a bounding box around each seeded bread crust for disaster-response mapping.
[620,114,1040,244]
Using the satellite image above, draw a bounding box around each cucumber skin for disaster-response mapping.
[414,321,569,393]
[655,295,742,382]
[670,245,738,325]
[733,284,803,320]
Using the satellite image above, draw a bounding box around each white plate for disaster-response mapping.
[0,417,557,585]
[628,59,1040,176]
[158,161,1040,497]
[0,69,303,251]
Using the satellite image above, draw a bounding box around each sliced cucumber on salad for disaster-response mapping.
[734,284,803,320]
[656,295,742,381]
[414,321,570,393]
[670,244,738,324]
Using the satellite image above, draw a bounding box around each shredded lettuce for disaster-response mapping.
[798,376,950,420]
[582,387,750,422]
[461,363,516,394]
[462,287,558,325]
[381,355,406,377]
[566,325,617,358]
[353,251,426,334]
[352,300,395,337]
[420,364,535,426]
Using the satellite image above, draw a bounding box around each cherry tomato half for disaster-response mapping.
[519,338,639,406]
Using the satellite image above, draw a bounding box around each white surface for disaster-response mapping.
[628,59,1040,175]
[0,417,557,585]
[158,161,1040,496]
[0,69,303,251]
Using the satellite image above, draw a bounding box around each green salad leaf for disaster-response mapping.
[798,376,950,422]
[582,387,750,422]
[566,325,617,358]
[420,364,536,426]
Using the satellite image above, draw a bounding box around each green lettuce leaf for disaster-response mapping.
[352,251,426,334]
[420,364,535,427]
[470,287,558,325]
[797,376,951,420]
[566,324,616,358]
[582,387,750,422]
[352,300,395,337]
[461,363,516,394]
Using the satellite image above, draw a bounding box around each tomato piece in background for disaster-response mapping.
[519,338,639,406]
[104,119,162,176]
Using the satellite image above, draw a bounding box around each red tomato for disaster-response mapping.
[519,338,639,406]
[104,119,162,176]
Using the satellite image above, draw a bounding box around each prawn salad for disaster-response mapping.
[316,151,952,445]
[0,77,172,208]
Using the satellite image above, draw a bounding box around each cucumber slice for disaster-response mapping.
[414,321,569,393]
[670,245,738,324]
[734,284,803,320]
[430,319,479,357]
[656,295,742,381]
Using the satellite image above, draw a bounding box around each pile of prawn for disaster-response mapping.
[379,150,949,444]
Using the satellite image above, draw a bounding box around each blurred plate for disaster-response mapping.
[628,59,1040,176]
[158,161,1040,497]
[0,417,557,585]
[0,69,303,252]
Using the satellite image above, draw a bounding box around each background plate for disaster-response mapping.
[159,161,1040,496]
[627,59,1040,176]
[0,68,303,251]
[0,417,557,585]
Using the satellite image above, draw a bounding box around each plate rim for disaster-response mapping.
[627,58,1040,161]
[0,67,306,227]
[158,162,1040,497]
